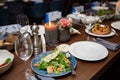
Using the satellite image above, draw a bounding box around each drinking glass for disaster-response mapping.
[15,32,33,79]
[17,14,29,26]
[17,14,29,33]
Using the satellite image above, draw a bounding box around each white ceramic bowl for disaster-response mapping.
[67,13,86,22]
[0,50,14,74]
[81,16,100,24]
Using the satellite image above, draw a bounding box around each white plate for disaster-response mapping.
[92,6,109,11]
[69,41,108,61]
[111,21,120,30]
[85,28,116,37]
[81,16,100,24]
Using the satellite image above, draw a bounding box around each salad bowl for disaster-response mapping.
[31,51,77,77]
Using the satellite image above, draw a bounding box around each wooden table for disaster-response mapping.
[0,20,120,80]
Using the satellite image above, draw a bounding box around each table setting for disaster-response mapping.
[0,19,119,80]
[1,1,120,80]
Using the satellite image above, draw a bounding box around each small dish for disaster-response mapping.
[56,44,70,52]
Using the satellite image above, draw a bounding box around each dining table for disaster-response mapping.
[0,19,120,80]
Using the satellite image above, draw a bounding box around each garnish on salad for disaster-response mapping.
[33,50,71,74]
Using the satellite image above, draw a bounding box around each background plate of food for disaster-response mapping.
[31,50,77,77]
[85,24,116,37]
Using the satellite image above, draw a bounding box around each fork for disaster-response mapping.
[66,52,76,75]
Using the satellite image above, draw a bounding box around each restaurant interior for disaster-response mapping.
[0,0,120,80]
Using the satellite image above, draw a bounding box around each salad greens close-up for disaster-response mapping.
[33,50,71,74]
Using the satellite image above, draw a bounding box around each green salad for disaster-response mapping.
[33,50,71,74]
[97,9,115,16]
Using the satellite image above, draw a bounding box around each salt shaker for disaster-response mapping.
[31,23,41,56]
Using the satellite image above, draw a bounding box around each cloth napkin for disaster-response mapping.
[0,24,19,33]
[35,75,55,80]
[94,38,120,51]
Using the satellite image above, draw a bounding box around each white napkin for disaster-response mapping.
[39,25,46,52]
[0,24,19,33]
[20,25,31,34]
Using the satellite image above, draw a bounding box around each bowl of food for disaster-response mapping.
[0,50,14,74]
[97,9,115,20]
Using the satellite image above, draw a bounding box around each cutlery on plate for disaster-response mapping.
[66,52,76,75]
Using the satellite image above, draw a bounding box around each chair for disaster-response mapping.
[25,2,50,24]
[0,7,8,26]
[50,0,65,16]
[7,1,24,24]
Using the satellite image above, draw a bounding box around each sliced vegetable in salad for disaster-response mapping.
[33,50,71,74]
[0,58,11,67]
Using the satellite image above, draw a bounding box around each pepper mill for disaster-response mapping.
[31,23,41,56]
